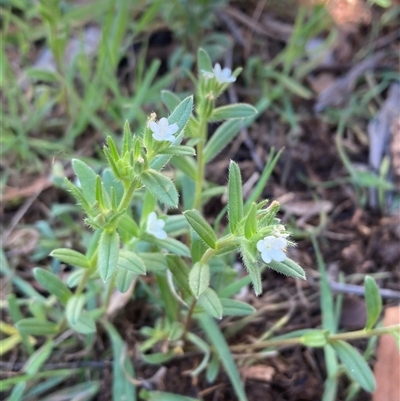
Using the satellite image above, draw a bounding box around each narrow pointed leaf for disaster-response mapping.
[33,268,72,305]
[115,267,136,293]
[71,159,97,204]
[220,299,256,317]
[204,120,243,163]
[168,95,193,134]
[103,321,136,401]
[66,295,86,326]
[364,275,382,330]
[330,340,376,392]
[160,145,196,156]
[118,250,146,274]
[189,262,210,298]
[166,255,191,295]
[98,230,120,281]
[184,210,217,249]
[16,319,58,336]
[228,161,243,234]
[244,202,257,239]
[268,258,306,280]
[70,312,96,334]
[50,248,91,269]
[210,104,257,121]
[197,48,213,72]
[140,169,178,208]
[197,314,248,401]
[197,288,223,319]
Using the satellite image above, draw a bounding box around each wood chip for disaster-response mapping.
[241,365,275,382]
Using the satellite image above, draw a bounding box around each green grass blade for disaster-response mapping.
[197,314,248,401]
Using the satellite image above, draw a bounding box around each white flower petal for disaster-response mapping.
[257,234,287,263]
[260,251,272,264]
[146,212,167,239]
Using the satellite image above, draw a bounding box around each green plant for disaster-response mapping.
[4,48,399,401]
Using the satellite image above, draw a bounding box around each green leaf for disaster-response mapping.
[168,95,193,134]
[103,321,136,401]
[197,48,213,73]
[24,340,54,375]
[220,298,256,316]
[98,230,120,282]
[33,268,72,305]
[197,314,248,401]
[118,250,146,275]
[161,90,181,111]
[244,202,257,239]
[16,318,58,336]
[66,295,86,326]
[146,236,191,257]
[189,262,210,298]
[240,241,262,296]
[228,161,243,234]
[140,390,200,401]
[71,159,97,204]
[160,145,196,156]
[40,382,100,401]
[330,340,376,392]
[166,255,192,295]
[210,104,257,121]
[69,312,96,334]
[203,119,243,163]
[140,169,178,208]
[197,288,223,319]
[190,229,208,263]
[64,179,92,214]
[364,276,382,330]
[184,210,217,249]
[115,267,136,293]
[170,156,197,181]
[123,120,133,154]
[186,332,210,376]
[50,248,91,269]
[301,330,329,347]
[267,258,306,280]
[139,253,168,272]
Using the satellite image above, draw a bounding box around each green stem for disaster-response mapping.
[194,118,207,211]
[118,179,138,212]
[229,325,400,353]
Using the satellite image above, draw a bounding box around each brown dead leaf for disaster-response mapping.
[373,306,400,401]
[241,365,275,382]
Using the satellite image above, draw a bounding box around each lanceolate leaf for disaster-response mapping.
[71,159,97,204]
[66,295,86,326]
[197,288,223,319]
[189,262,210,298]
[33,268,72,305]
[220,299,256,316]
[117,250,146,275]
[228,161,243,234]
[244,202,257,239]
[197,48,213,73]
[364,275,382,330]
[330,340,376,393]
[203,120,242,163]
[16,319,59,336]
[184,210,217,249]
[98,230,120,282]
[140,170,178,208]
[210,104,257,121]
[240,243,262,296]
[168,95,193,134]
[268,258,306,280]
[50,248,91,269]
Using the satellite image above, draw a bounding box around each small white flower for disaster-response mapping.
[256,235,287,264]
[149,118,179,142]
[212,63,236,84]
[146,212,167,240]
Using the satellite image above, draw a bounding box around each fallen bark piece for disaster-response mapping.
[372,306,400,401]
